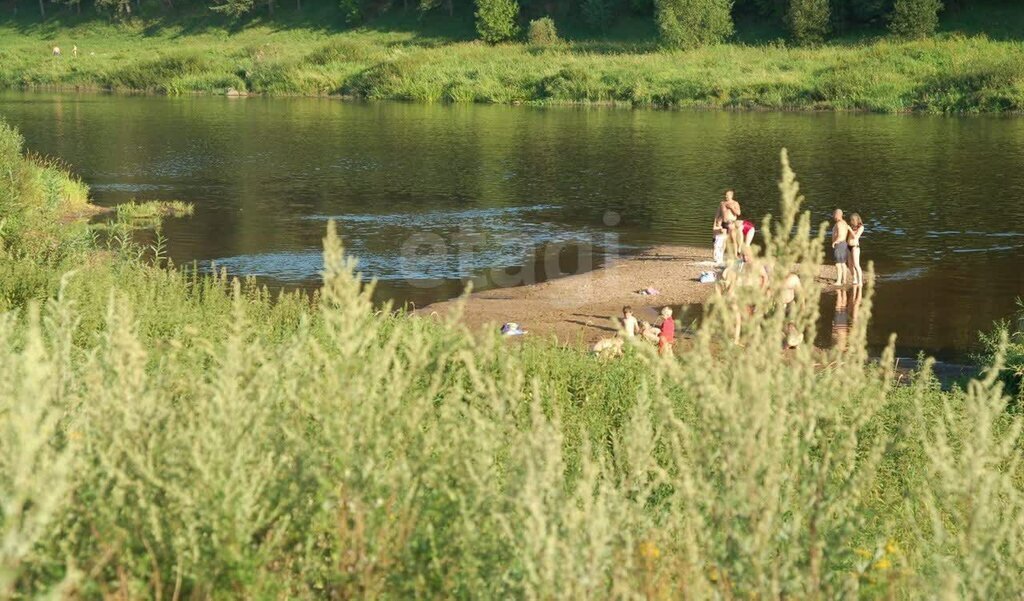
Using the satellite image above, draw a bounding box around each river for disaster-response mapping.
[2,91,1023,360]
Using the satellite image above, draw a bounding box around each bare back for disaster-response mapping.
[833,220,850,244]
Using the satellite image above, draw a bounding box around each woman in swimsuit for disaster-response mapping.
[847,213,865,286]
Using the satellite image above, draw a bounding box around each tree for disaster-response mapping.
[475,0,520,43]
[209,0,254,15]
[889,0,943,38]
[582,0,615,30]
[95,0,134,16]
[655,0,734,48]
[787,0,830,44]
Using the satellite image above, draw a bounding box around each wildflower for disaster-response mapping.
[874,558,892,571]
[638,540,660,560]
[885,540,899,555]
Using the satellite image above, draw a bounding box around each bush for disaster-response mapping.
[655,0,734,49]
[339,0,363,24]
[527,17,560,46]
[475,0,520,43]
[889,0,943,39]
[787,0,830,45]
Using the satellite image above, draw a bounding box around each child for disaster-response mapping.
[658,306,675,356]
[621,306,638,337]
[742,220,756,249]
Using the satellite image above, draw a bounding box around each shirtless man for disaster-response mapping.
[831,209,851,286]
[713,189,742,264]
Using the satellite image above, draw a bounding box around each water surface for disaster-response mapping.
[2,92,1023,359]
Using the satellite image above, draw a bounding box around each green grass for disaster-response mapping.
[4,116,1024,597]
[1,8,1024,112]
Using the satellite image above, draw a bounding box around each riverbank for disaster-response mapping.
[2,17,1024,113]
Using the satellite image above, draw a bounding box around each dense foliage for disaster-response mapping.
[527,15,560,44]
[655,0,734,48]
[787,0,830,44]
[475,0,520,41]
[6,0,1018,46]
[4,117,1024,598]
[889,0,943,37]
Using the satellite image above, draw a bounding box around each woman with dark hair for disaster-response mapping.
[847,213,865,286]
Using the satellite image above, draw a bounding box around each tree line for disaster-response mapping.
[19,0,1008,46]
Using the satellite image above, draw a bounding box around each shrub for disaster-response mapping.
[787,0,830,45]
[475,0,520,43]
[527,17,560,46]
[889,0,943,39]
[655,0,734,49]
[339,0,363,24]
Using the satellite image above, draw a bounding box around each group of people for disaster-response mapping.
[595,190,867,357]
[830,209,866,287]
[712,189,756,265]
[713,190,867,290]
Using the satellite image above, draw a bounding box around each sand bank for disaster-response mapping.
[415,245,821,346]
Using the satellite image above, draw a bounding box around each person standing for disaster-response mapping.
[658,306,675,356]
[831,209,851,286]
[847,213,865,286]
[713,189,742,264]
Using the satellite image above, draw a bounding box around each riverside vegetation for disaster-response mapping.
[4,116,1024,598]
[1,1,1024,112]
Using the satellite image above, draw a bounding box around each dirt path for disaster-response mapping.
[415,245,734,345]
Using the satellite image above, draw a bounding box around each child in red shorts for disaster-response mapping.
[658,306,675,356]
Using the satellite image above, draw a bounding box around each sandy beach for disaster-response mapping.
[415,245,756,346]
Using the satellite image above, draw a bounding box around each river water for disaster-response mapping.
[2,92,1023,359]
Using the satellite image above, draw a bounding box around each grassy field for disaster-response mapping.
[1,8,1024,112]
[3,114,1024,597]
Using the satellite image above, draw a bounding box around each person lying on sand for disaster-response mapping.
[592,337,624,357]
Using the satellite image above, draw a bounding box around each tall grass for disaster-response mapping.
[1,17,1023,112]
[3,118,1024,597]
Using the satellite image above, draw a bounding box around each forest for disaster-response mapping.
[12,0,1019,46]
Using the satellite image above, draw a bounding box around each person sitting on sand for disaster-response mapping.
[621,306,638,337]
[847,213,865,286]
[639,321,661,345]
[658,306,675,356]
[713,189,743,263]
[831,209,851,286]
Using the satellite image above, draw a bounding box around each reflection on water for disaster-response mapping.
[213,204,606,282]
[2,92,1023,359]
